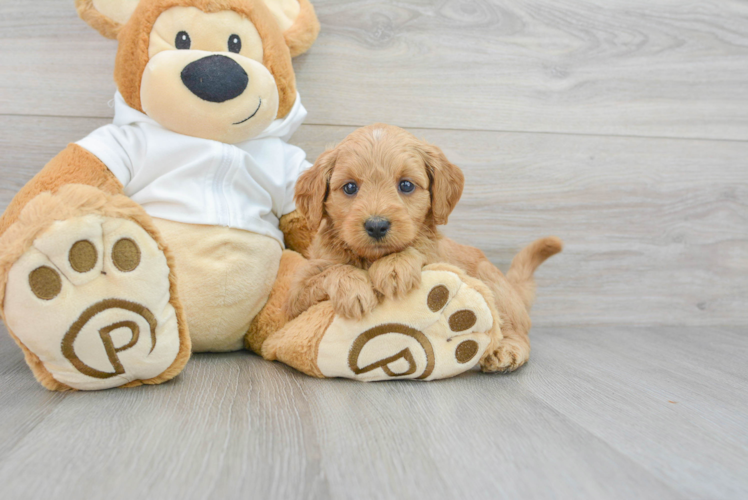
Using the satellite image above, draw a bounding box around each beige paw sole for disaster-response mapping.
[316,268,494,382]
[4,215,181,390]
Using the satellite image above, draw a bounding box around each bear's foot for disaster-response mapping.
[0,186,189,390]
[316,264,500,381]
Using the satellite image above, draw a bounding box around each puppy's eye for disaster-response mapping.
[175,31,191,50]
[343,182,358,196]
[228,34,242,53]
[399,180,416,193]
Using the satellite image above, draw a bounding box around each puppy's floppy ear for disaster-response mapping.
[76,0,140,39]
[419,142,465,226]
[295,148,336,233]
[261,0,321,57]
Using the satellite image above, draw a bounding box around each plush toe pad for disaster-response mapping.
[317,268,494,381]
[4,216,181,390]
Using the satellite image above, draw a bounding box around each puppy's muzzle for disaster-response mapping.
[181,55,249,103]
[364,217,391,241]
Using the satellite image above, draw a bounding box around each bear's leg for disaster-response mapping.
[0,185,191,391]
[244,250,322,362]
[249,259,503,382]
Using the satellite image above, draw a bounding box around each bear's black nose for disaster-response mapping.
[364,218,391,240]
[181,55,248,103]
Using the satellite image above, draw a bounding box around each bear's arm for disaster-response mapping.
[279,210,313,257]
[0,144,123,237]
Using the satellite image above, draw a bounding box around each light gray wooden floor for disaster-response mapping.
[1,1,747,499]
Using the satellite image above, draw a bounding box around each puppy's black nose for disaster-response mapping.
[365,218,391,240]
[181,55,248,103]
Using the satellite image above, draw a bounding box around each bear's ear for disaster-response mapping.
[76,0,140,39]
[262,0,320,57]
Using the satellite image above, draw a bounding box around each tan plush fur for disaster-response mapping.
[290,124,563,372]
[76,0,127,39]
[245,250,303,354]
[0,145,123,239]
[284,0,319,57]
[113,0,299,118]
[76,0,319,54]
[245,250,334,377]
[260,300,334,378]
[0,185,192,390]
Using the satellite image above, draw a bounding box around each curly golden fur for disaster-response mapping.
[288,123,563,372]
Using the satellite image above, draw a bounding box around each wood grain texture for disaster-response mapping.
[0,324,746,499]
[2,1,748,140]
[2,117,746,327]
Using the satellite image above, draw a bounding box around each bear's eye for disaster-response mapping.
[343,182,358,196]
[175,31,191,50]
[399,180,416,193]
[228,34,242,54]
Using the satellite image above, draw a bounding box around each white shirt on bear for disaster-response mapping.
[76,91,311,247]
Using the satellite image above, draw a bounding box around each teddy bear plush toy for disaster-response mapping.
[0,0,527,391]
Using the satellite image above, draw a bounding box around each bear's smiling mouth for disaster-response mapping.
[233,99,262,125]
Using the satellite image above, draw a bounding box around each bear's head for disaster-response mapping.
[76,0,319,143]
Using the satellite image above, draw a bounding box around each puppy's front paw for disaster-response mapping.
[369,255,422,300]
[329,270,379,320]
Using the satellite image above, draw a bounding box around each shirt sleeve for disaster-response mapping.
[281,143,312,216]
[76,124,146,188]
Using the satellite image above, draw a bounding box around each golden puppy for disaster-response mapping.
[287,124,562,372]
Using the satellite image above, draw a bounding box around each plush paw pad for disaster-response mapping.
[316,268,495,381]
[3,215,181,390]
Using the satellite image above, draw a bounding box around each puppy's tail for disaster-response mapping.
[506,236,563,309]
